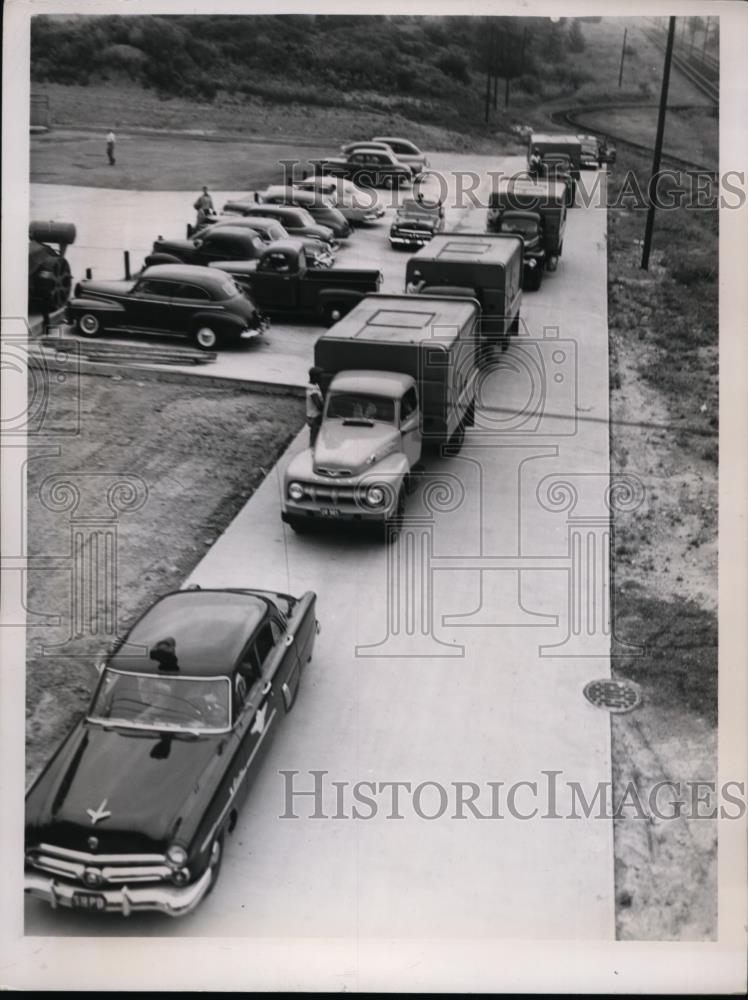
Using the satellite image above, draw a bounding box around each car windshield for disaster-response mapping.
[326,392,395,424]
[501,218,538,237]
[89,668,231,733]
[399,199,438,216]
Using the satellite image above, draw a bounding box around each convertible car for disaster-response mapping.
[24,586,319,917]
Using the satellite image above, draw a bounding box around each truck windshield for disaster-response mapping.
[88,668,232,733]
[501,218,538,237]
[326,393,395,424]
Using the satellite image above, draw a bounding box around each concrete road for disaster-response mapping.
[26,153,615,938]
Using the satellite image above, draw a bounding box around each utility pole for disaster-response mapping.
[641,16,676,270]
[618,26,628,87]
[484,19,493,123]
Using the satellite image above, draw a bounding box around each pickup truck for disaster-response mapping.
[404,232,522,345]
[486,178,567,288]
[310,149,412,189]
[208,242,382,325]
[281,294,480,539]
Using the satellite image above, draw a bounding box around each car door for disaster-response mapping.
[399,386,421,466]
[168,282,216,334]
[126,277,177,333]
[280,591,317,708]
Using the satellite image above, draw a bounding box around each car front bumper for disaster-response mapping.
[389,232,434,248]
[25,867,213,917]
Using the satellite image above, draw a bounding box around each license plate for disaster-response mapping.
[319,508,340,518]
[72,891,106,911]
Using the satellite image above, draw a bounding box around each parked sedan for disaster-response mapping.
[24,586,318,917]
[311,149,412,189]
[222,200,338,249]
[66,264,267,351]
[189,216,334,268]
[389,197,445,249]
[294,175,385,224]
[371,137,429,176]
[257,186,352,239]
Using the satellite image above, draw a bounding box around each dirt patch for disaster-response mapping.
[607,146,718,939]
[25,370,304,784]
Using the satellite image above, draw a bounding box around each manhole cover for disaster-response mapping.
[583,678,642,713]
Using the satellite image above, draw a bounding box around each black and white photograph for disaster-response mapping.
[1,0,746,991]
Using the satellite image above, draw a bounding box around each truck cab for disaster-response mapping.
[496,210,546,290]
[283,370,420,539]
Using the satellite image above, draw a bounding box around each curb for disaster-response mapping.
[29,351,304,397]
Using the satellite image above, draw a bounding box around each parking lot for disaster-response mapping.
[26,150,615,937]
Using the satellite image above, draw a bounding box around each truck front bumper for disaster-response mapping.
[25,867,213,918]
[389,233,433,248]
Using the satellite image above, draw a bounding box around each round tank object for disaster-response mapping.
[28,221,77,247]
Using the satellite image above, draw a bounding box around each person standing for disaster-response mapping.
[193,185,215,227]
[306,366,325,447]
[106,130,116,166]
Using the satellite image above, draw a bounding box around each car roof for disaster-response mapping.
[201,225,260,241]
[140,264,236,289]
[373,136,420,149]
[109,590,270,676]
[240,203,306,219]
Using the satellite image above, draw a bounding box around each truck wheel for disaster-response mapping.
[193,326,219,351]
[447,422,466,455]
[529,270,543,291]
[381,489,405,544]
[322,303,344,327]
[286,516,312,535]
[547,256,559,273]
[35,257,72,312]
[77,313,101,338]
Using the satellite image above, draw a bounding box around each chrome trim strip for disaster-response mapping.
[35,843,166,863]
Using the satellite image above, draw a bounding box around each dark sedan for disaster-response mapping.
[258,187,352,239]
[221,201,338,249]
[24,586,319,917]
[389,197,445,249]
[187,216,335,268]
[66,264,267,351]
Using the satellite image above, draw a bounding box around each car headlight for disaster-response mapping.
[366,485,386,508]
[288,482,304,502]
[166,844,188,868]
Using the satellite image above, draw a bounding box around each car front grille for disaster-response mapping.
[26,843,172,886]
[314,467,353,478]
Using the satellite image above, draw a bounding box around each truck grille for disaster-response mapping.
[314,467,353,478]
[295,482,360,506]
[26,843,171,886]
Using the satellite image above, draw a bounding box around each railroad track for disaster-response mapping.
[550,104,717,176]
[641,26,719,104]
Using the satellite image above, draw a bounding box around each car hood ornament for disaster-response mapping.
[86,798,112,825]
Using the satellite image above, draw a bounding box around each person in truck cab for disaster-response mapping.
[306,366,325,446]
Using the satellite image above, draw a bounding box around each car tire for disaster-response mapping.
[204,834,224,897]
[193,326,219,351]
[77,312,101,338]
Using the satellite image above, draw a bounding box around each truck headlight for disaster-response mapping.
[166,844,188,868]
[288,482,304,502]
[527,258,537,268]
[366,486,386,508]
[171,867,191,886]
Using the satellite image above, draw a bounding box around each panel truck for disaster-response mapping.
[528,132,582,206]
[486,177,567,290]
[281,294,480,540]
[404,232,522,345]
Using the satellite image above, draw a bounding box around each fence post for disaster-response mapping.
[85,268,92,279]
[123,251,131,280]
